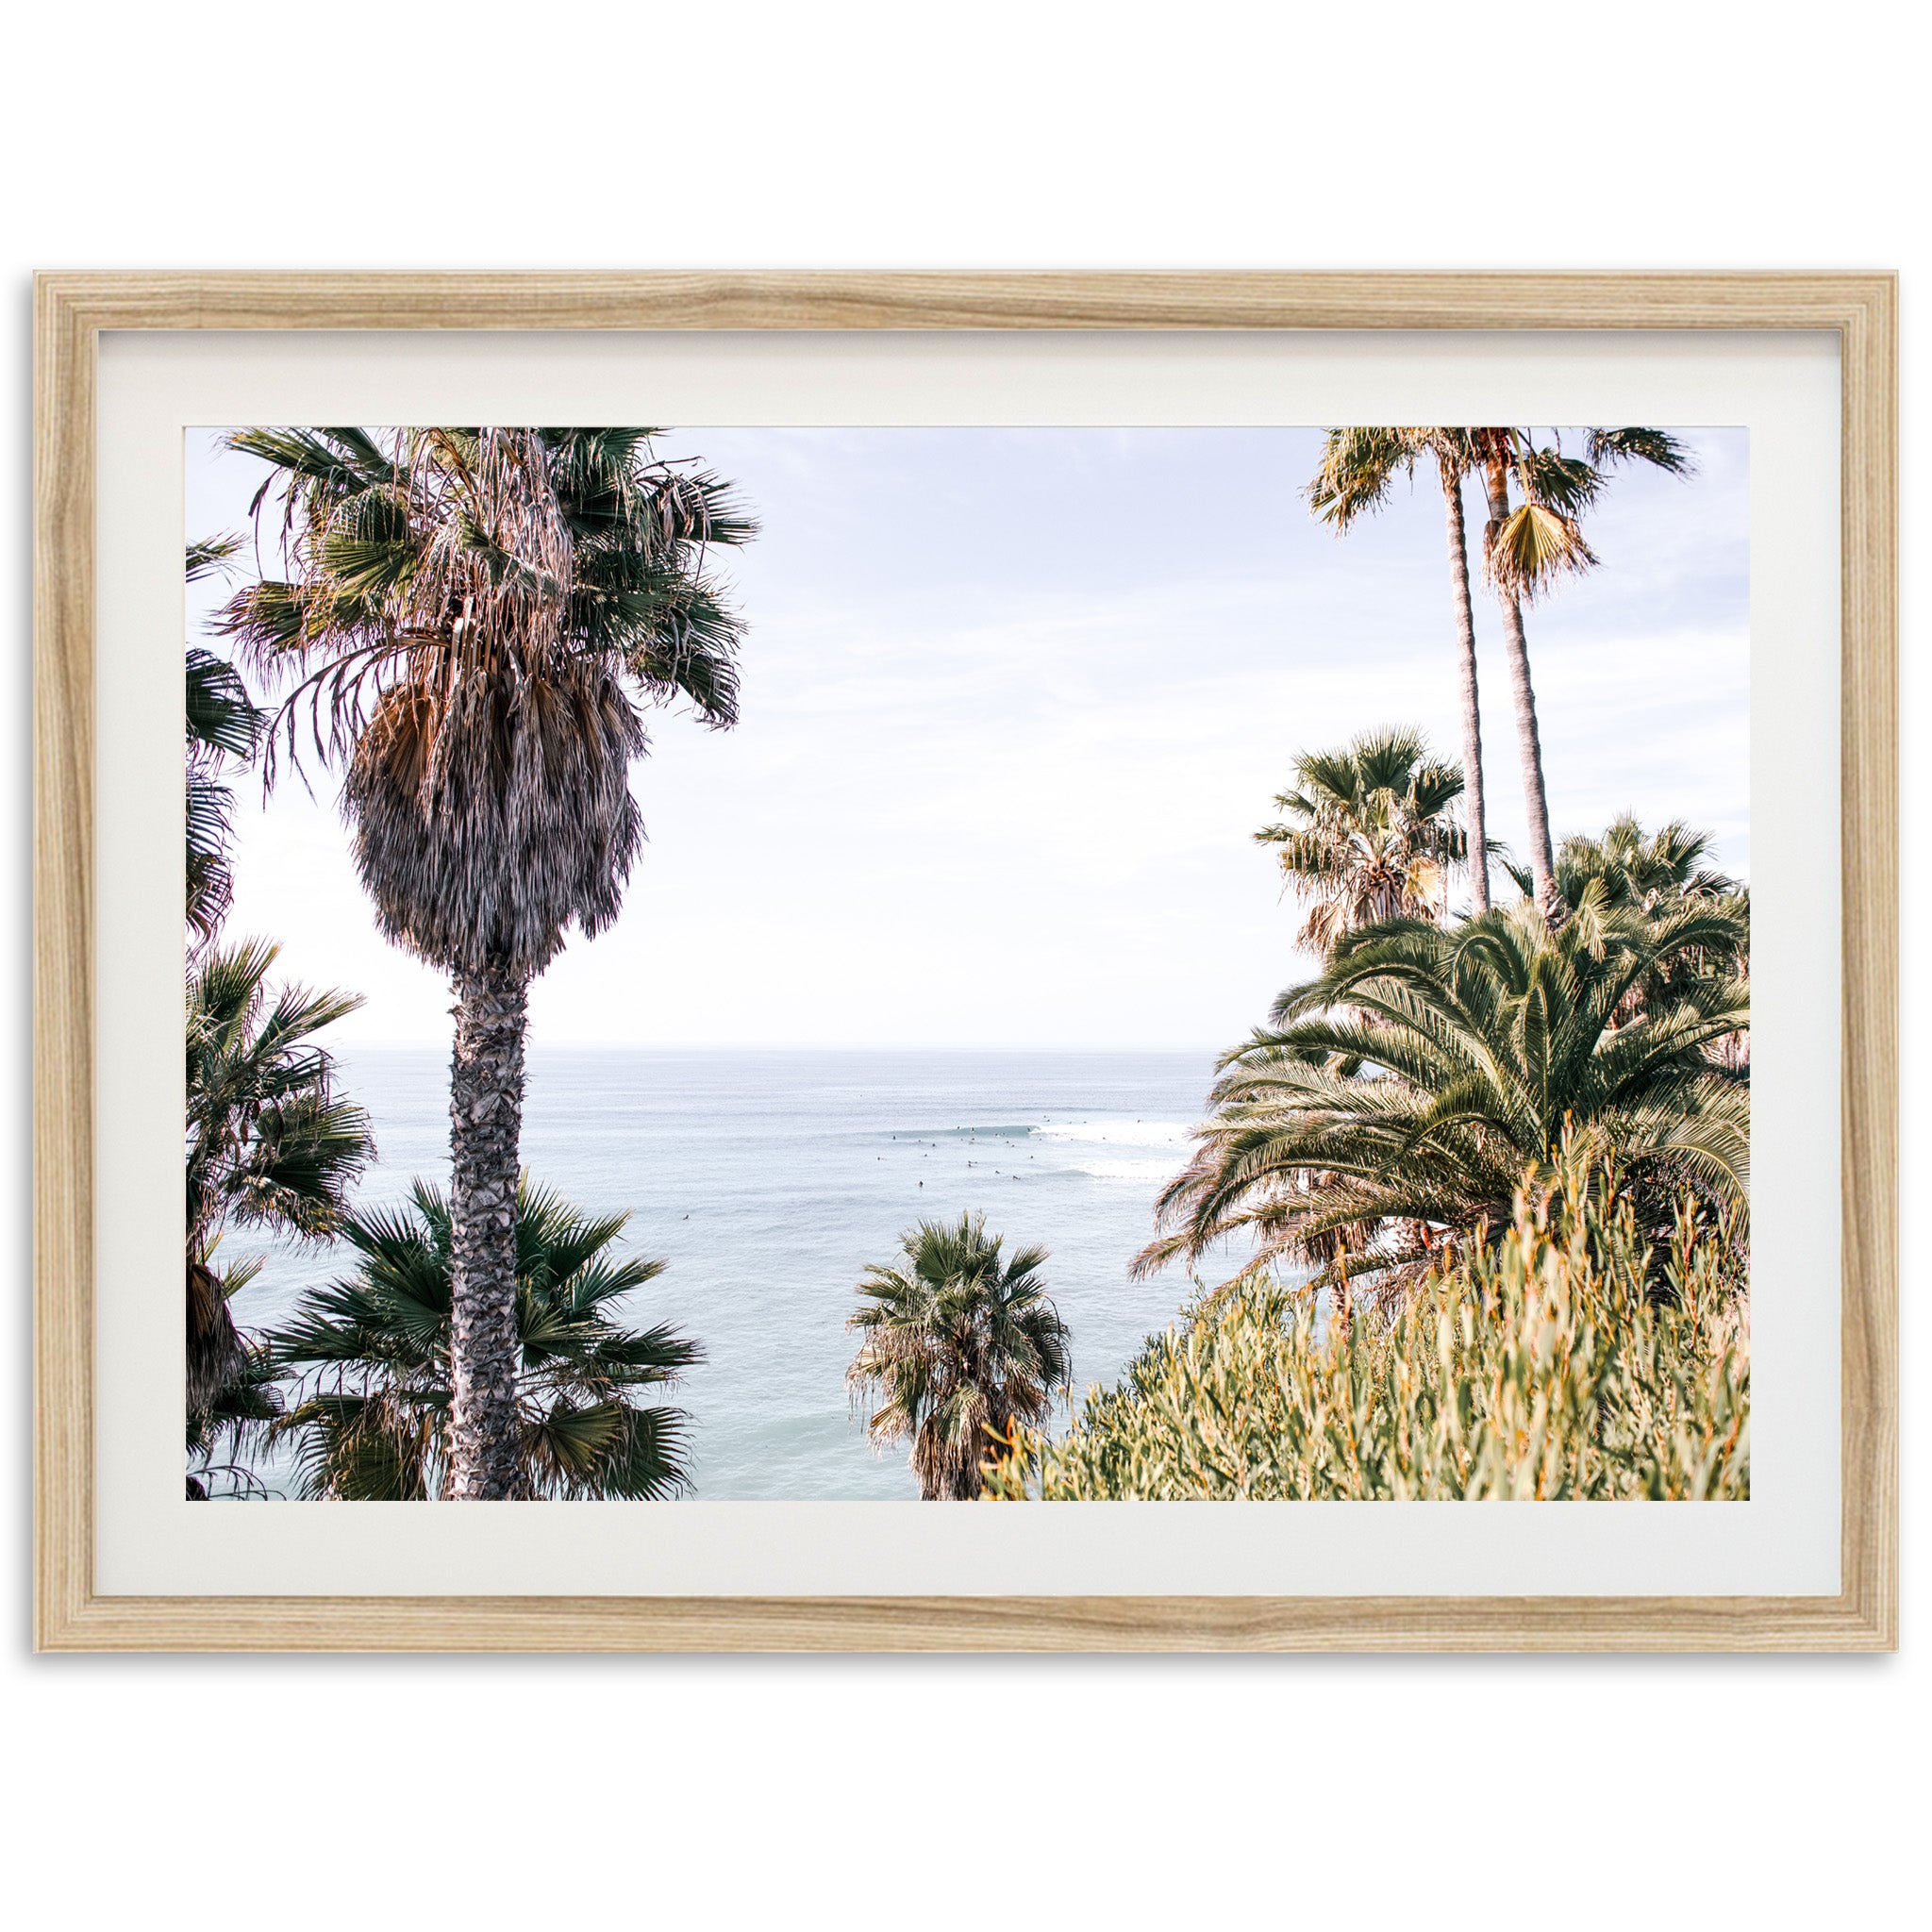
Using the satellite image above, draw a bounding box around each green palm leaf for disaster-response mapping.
[1140,882,1750,1302]
[846,1213,1070,1500]
[268,1174,700,1500]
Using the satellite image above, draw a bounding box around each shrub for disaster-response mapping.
[984,1144,1747,1501]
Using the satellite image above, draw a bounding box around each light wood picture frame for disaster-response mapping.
[34,272,1898,1652]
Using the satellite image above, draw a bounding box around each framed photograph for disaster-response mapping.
[34,273,1896,1651]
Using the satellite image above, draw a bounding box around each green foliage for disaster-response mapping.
[848,1212,1072,1500]
[1306,426,1485,530]
[1480,425,1691,601]
[186,1333,287,1500]
[268,1176,702,1500]
[987,1143,1748,1502]
[1138,879,1749,1296]
[1255,726,1467,951]
[1306,424,1691,605]
[1501,812,1740,918]
[186,940,374,1416]
[185,535,265,948]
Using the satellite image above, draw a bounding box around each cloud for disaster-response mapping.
[206,425,1750,1048]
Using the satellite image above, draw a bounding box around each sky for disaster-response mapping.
[185,425,1750,1051]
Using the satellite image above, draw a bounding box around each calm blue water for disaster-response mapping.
[228,1048,1238,1499]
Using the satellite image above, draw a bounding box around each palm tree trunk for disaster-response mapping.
[1438,455,1491,914]
[1330,1262,1353,1346]
[1482,462,1563,924]
[446,959,527,1500]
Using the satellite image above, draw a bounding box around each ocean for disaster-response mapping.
[226,1047,1241,1499]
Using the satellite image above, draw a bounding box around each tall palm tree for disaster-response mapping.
[1135,887,1750,1309]
[186,940,375,1418]
[269,1177,700,1501]
[1307,428,1494,910]
[1475,427,1693,920]
[848,1213,1072,1500]
[1255,727,1467,953]
[223,427,753,1498]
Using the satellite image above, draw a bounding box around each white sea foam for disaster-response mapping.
[1033,1119,1193,1149]
[1073,1158,1184,1182]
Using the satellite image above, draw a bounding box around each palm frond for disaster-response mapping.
[217,425,757,977]
[1484,500,1599,597]
[187,533,244,584]
[266,1174,699,1500]
[846,1212,1068,1499]
[1142,878,1749,1296]
[1584,427,1693,475]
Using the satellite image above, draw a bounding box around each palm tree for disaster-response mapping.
[1135,887,1750,1312]
[269,1176,700,1501]
[222,427,753,1498]
[1475,427,1693,920]
[186,940,375,1419]
[1307,428,1494,910]
[1503,812,1740,914]
[186,1327,285,1500]
[1504,813,1749,1049]
[185,536,262,949]
[1255,727,1467,953]
[847,1213,1072,1499]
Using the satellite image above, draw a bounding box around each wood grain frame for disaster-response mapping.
[33,272,1898,1652]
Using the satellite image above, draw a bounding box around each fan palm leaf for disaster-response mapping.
[184,535,265,947]
[186,940,373,1416]
[270,1175,699,1500]
[847,1214,1071,1500]
[1256,726,1468,952]
[1470,426,1694,918]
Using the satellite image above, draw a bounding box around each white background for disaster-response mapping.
[2,5,1921,1928]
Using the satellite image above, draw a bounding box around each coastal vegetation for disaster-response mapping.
[267,1178,700,1501]
[973,422,1750,1504]
[985,1138,1748,1501]
[186,535,260,948]
[1078,791,1751,1497]
[220,428,752,1499]
[185,941,375,1418]
[1307,426,1690,919]
[1137,875,1750,1320]
[184,537,375,1493]
[1254,727,1467,948]
[185,420,1743,1507]
[996,1136,1754,1499]
[847,1213,1071,1499]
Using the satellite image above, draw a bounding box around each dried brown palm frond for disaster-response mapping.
[343,659,645,974]
[221,425,753,979]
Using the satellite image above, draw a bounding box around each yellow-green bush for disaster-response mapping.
[983,1148,1748,1501]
